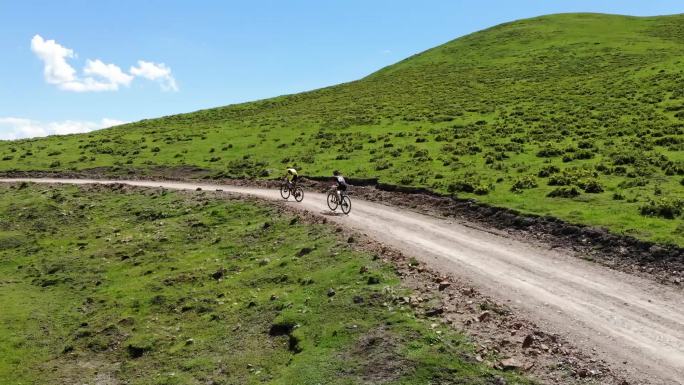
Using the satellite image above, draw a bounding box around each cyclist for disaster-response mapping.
[333,170,348,200]
[285,167,299,189]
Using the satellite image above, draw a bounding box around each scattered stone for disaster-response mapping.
[327,288,336,297]
[438,281,451,291]
[499,358,522,371]
[352,295,364,304]
[297,247,313,256]
[185,338,194,345]
[211,268,225,280]
[425,307,444,317]
[258,258,270,266]
[367,276,381,285]
[359,266,369,274]
[477,311,491,322]
[522,334,534,349]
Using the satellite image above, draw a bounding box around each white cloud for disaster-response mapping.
[30,35,77,85]
[0,117,127,140]
[130,60,178,92]
[30,35,178,92]
[84,59,134,88]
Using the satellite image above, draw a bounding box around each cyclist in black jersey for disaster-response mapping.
[333,170,347,199]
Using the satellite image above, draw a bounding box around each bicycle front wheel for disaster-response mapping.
[293,187,304,202]
[327,191,338,211]
[340,196,352,214]
[280,183,290,199]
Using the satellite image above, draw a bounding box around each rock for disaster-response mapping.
[297,247,314,256]
[522,334,534,349]
[211,268,225,280]
[499,358,522,371]
[259,258,270,266]
[367,276,381,285]
[477,311,491,322]
[438,281,451,291]
[262,222,271,230]
[493,376,507,385]
[425,307,444,317]
[270,294,278,301]
[327,288,336,297]
[359,266,369,274]
[185,338,194,345]
[352,295,364,304]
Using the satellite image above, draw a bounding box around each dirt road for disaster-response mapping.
[3,178,683,384]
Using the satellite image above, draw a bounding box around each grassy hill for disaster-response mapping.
[0,183,532,385]
[1,13,683,245]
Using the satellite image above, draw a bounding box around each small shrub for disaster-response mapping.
[579,179,604,193]
[374,161,392,171]
[639,198,683,219]
[510,176,538,193]
[538,165,560,177]
[536,146,563,158]
[547,187,580,198]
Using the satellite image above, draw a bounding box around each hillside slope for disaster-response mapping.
[1,13,683,244]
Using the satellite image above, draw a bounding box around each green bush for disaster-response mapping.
[639,198,683,219]
[547,187,580,198]
[510,176,538,193]
[538,165,560,177]
[578,179,604,193]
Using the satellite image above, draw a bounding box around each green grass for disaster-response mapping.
[0,183,532,385]
[1,13,683,245]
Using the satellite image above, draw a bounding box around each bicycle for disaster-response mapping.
[280,179,304,202]
[326,186,351,214]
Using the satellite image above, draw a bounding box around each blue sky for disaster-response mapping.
[1,0,683,139]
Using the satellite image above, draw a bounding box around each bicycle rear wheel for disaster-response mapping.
[280,183,290,199]
[327,191,338,211]
[340,196,352,214]
[293,187,304,202]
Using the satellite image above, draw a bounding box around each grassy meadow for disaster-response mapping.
[1,13,682,245]
[0,183,533,385]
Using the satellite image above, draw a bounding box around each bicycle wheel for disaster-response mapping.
[327,191,338,211]
[293,187,304,202]
[340,196,352,214]
[280,183,290,199]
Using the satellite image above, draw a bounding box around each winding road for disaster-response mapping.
[2,178,683,384]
